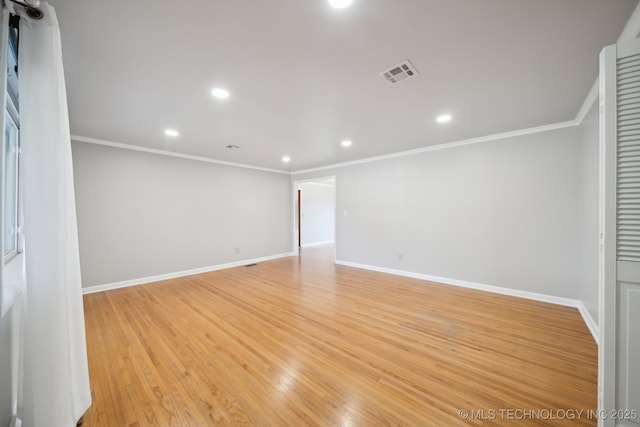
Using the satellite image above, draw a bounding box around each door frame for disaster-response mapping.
[291,176,336,257]
[297,189,301,248]
[599,38,640,427]
[598,42,617,427]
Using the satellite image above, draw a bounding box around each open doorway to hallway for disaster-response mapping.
[292,177,336,256]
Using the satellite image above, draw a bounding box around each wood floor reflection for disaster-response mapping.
[82,246,597,426]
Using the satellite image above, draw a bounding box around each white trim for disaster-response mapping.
[9,415,21,427]
[82,253,294,294]
[292,120,578,174]
[301,240,334,248]
[73,120,579,178]
[292,180,299,256]
[577,301,600,345]
[572,2,640,130]
[74,120,580,178]
[599,43,619,427]
[71,135,290,175]
[337,259,601,343]
[299,181,335,188]
[294,176,337,185]
[336,259,584,305]
[292,175,337,257]
[69,3,640,179]
[575,80,599,125]
[617,1,640,43]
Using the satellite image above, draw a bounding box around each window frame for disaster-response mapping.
[3,96,19,262]
[3,18,20,263]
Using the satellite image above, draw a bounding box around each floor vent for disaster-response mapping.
[380,60,418,85]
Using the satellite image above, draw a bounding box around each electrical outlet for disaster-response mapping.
[235,247,240,254]
[398,254,403,261]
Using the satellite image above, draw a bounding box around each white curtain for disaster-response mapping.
[18,3,91,426]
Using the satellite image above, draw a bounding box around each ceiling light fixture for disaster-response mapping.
[282,156,291,163]
[436,114,452,123]
[341,139,352,147]
[164,129,179,137]
[211,88,230,99]
[329,0,352,9]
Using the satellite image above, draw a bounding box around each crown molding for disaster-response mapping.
[73,4,640,177]
[71,135,290,175]
[292,119,578,175]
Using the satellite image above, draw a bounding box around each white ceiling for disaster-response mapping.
[50,0,638,172]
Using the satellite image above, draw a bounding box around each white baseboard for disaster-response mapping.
[577,302,600,345]
[336,259,600,344]
[301,240,334,248]
[336,260,580,306]
[82,253,294,295]
[82,254,601,345]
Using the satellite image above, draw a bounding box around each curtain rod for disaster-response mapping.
[6,0,43,20]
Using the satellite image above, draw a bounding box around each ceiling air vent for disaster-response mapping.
[380,60,418,85]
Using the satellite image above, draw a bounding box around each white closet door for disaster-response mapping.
[601,38,640,427]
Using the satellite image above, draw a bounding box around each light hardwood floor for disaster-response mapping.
[82,246,597,426]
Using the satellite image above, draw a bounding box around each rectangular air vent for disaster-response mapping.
[380,60,418,85]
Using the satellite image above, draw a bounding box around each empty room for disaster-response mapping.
[1,0,639,426]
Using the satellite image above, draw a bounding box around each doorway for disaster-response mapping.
[292,177,336,256]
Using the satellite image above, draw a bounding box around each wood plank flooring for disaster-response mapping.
[81,246,597,426]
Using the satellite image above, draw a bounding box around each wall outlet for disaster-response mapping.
[235,247,240,254]
[398,253,403,261]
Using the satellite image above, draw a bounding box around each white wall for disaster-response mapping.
[72,123,588,302]
[294,127,581,299]
[71,142,292,288]
[578,102,600,326]
[299,182,335,246]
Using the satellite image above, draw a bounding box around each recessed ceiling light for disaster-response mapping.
[329,0,352,9]
[436,114,452,123]
[211,88,230,99]
[341,139,352,147]
[164,129,179,137]
[282,156,291,163]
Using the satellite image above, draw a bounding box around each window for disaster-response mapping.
[4,110,18,258]
[3,21,20,261]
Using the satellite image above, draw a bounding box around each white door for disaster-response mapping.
[600,38,640,427]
